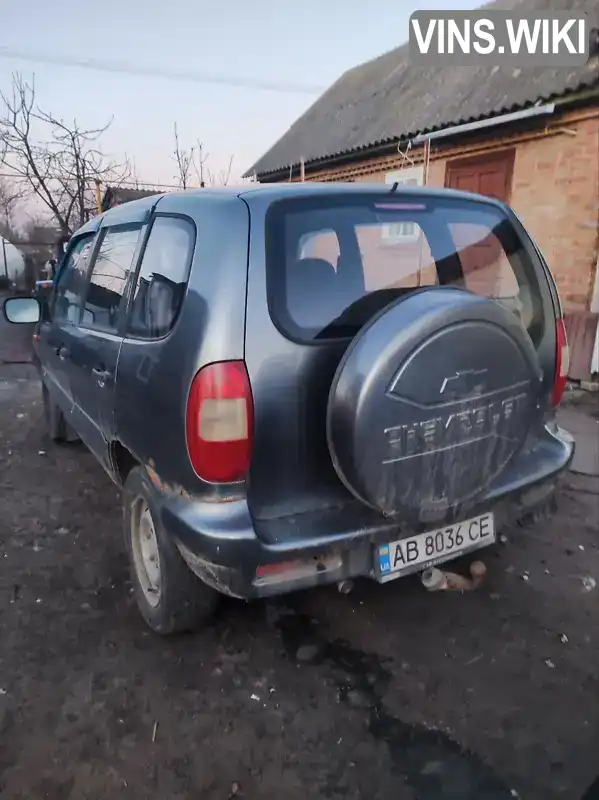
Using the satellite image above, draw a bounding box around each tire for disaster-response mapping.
[326,287,542,526]
[42,383,79,443]
[123,465,219,634]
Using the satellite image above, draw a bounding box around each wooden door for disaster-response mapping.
[445,150,516,294]
[445,149,514,202]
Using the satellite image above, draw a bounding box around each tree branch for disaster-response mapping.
[0,72,130,234]
[172,122,194,190]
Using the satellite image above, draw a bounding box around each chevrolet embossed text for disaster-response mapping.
[383,392,528,463]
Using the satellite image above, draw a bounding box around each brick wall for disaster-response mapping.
[509,115,599,313]
[289,108,599,314]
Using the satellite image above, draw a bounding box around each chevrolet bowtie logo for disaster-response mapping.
[439,369,489,396]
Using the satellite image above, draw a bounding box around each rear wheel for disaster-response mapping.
[123,465,219,634]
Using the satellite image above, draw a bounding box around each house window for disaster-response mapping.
[382,165,424,242]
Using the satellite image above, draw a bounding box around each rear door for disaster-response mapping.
[243,189,556,542]
[113,213,197,474]
[69,222,145,468]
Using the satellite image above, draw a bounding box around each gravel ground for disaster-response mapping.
[0,311,598,800]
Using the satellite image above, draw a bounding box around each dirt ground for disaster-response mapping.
[1,310,598,800]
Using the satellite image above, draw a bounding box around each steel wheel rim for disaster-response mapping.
[131,498,162,607]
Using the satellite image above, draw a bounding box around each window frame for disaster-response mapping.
[78,222,146,336]
[122,212,197,342]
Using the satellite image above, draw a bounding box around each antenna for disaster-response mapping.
[397,139,415,167]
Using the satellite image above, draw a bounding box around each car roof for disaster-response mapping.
[158,182,505,206]
[72,182,507,238]
[194,182,507,211]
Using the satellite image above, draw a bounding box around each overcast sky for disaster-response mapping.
[0,0,482,187]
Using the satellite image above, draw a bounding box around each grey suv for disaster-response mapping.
[3,183,573,634]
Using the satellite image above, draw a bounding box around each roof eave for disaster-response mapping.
[248,83,599,181]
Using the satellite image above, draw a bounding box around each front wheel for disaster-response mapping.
[123,465,219,634]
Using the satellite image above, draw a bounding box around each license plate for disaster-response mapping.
[376,512,495,582]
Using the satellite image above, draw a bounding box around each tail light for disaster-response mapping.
[552,318,569,406]
[186,361,253,483]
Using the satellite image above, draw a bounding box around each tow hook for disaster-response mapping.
[421,560,487,592]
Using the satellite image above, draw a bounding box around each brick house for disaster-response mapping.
[245,0,599,378]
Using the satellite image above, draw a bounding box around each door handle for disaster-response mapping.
[92,366,112,386]
[57,345,70,361]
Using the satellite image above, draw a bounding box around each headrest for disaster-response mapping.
[291,257,336,282]
[286,258,337,329]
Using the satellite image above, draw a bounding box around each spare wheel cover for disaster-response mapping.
[326,288,542,524]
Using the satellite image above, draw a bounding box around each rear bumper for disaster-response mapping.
[161,420,574,599]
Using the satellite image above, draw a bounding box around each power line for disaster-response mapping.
[0,46,325,95]
[0,172,180,190]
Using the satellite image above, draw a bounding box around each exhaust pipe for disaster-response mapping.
[421,560,487,592]
[337,580,353,594]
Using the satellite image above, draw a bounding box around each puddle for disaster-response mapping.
[271,603,517,800]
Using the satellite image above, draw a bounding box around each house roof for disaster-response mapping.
[102,186,160,206]
[245,0,599,178]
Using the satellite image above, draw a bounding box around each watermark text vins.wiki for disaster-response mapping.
[409,11,590,66]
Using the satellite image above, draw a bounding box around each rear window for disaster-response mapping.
[265,194,545,343]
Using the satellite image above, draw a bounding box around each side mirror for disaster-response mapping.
[3,297,41,324]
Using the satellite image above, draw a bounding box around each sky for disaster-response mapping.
[0,0,483,189]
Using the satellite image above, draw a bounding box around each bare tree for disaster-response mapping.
[170,125,235,189]
[0,72,130,235]
[206,154,234,187]
[129,157,142,190]
[172,123,194,190]
[193,140,209,188]
[0,178,23,233]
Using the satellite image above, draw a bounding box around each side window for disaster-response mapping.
[82,225,143,333]
[52,235,96,324]
[127,216,195,339]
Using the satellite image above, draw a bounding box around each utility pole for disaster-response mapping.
[2,237,8,280]
[94,179,103,214]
